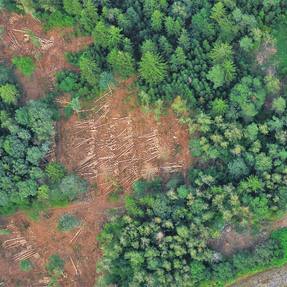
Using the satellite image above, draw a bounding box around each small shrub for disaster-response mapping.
[46,254,65,275]
[272,227,287,261]
[57,174,88,201]
[63,105,74,119]
[19,259,33,272]
[12,56,35,77]
[58,214,81,231]
[46,162,66,184]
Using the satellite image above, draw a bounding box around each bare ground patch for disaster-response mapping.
[57,79,191,196]
[0,11,92,101]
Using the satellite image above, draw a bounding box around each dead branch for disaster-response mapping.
[70,256,79,275]
[2,237,25,247]
[13,249,36,261]
[70,227,83,244]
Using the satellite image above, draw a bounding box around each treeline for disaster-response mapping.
[8,0,287,107]
[0,63,87,215]
[3,0,287,285]
[97,178,287,286]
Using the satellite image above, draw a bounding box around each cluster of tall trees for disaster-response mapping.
[26,0,285,107]
[0,63,87,214]
[3,0,287,285]
[73,0,287,285]
[97,178,287,286]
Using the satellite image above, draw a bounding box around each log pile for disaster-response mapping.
[2,225,41,263]
[66,86,184,197]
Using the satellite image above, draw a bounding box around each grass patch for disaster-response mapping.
[12,56,35,77]
[46,254,65,285]
[0,228,11,235]
[108,183,124,202]
[46,254,65,274]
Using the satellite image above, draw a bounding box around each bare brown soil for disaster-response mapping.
[0,11,191,285]
[210,215,287,257]
[209,226,266,256]
[0,200,122,287]
[57,79,191,196]
[0,11,92,100]
[0,80,191,286]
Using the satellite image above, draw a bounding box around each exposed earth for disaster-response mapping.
[0,11,191,287]
[0,11,92,100]
[1,10,287,287]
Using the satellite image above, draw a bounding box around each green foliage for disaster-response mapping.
[46,254,65,275]
[0,229,11,235]
[19,259,33,272]
[97,179,287,286]
[16,0,35,15]
[273,19,287,74]
[46,162,66,184]
[58,213,81,231]
[265,75,281,94]
[49,174,88,203]
[79,54,99,86]
[63,0,82,16]
[0,63,87,214]
[210,42,233,65]
[42,10,74,30]
[0,83,19,104]
[0,64,55,213]
[17,1,287,285]
[57,72,77,92]
[99,72,114,91]
[207,65,225,88]
[171,96,188,116]
[71,96,81,112]
[211,98,228,115]
[92,21,122,49]
[230,76,266,120]
[139,52,167,84]
[12,56,35,77]
[240,36,254,52]
[272,228,287,262]
[107,49,135,78]
[151,10,163,32]
[15,100,54,142]
[272,96,286,114]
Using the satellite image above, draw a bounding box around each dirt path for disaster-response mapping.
[225,217,287,286]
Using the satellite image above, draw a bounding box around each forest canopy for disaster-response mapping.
[2,0,287,286]
[0,63,87,214]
